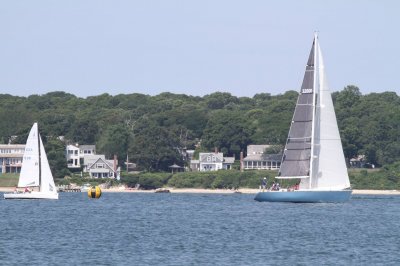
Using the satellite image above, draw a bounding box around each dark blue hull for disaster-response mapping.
[254,190,352,203]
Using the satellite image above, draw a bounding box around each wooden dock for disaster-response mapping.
[58,187,81,192]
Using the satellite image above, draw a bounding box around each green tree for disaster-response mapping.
[202,110,253,157]
[45,137,70,179]
[97,124,131,163]
[130,119,183,171]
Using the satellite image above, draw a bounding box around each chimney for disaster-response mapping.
[113,154,118,178]
[214,147,218,153]
[240,151,244,172]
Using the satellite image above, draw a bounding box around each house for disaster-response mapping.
[190,152,235,171]
[66,144,96,169]
[350,155,375,168]
[83,155,120,180]
[242,145,281,170]
[0,144,25,174]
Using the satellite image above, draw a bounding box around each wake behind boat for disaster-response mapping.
[4,123,59,200]
[255,34,351,203]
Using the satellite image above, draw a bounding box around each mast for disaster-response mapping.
[308,33,318,189]
[38,124,42,191]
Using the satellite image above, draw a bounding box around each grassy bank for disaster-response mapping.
[0,174,19,187]
[2,163,400,190]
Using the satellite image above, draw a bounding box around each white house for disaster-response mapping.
[191,152,235,171]
[66,144,96,169]
[84,155,120,180]
[0,144,25,174]
[243,145,281,170]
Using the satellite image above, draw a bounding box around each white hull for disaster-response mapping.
[4,191,59,200]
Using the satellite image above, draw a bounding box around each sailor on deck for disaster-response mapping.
[262,177,267,191]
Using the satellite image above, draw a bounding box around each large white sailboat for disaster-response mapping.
[4,123,59,200]
[255,34,351,203]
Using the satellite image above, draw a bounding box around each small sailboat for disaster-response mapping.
[4,123,59,200]
[255,34,351,203]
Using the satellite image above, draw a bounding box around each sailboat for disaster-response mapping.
[254,34,352,203]
[4,123,59,200]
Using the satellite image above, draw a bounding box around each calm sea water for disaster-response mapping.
[0,192,399,266]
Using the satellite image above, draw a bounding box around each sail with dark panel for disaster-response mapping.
[254,34,352,202]
[278,40,315,178]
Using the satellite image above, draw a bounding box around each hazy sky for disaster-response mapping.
[0,0,398,98]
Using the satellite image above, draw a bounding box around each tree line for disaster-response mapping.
[0,85,399,178]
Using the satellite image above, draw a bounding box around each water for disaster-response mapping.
[1,192,399,266]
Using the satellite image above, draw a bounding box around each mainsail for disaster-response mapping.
[278,39,315,178]
[18,123,40,188]
[17,123,57,193]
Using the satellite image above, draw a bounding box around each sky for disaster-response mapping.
[0,0,399,98]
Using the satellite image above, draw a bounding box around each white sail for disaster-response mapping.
[39,137,57,193]
[313,44,350,189]
[18,123,40,188]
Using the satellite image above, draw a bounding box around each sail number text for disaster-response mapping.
[301,88,313,94]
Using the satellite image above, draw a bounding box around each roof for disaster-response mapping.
[0,144,25,149]
[199,152,224,163]
[223,157,235,164]
[243,153,282,162]
[80,145,96,150]
[87,156,116,171]
[169,164,183,169]
[84,154,106,165]
[247,145,271,155]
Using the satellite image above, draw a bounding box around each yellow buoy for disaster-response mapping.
[88,186,102,199]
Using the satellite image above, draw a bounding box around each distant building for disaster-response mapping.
[0,144,25,174]
[243,145,281,170]
[350,155,366,168]
[190,152,235,171]
[66,144,96,169]
[350,155,374,168]
[84,154,120,179]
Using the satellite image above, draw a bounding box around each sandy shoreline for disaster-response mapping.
[1,187,399,195]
